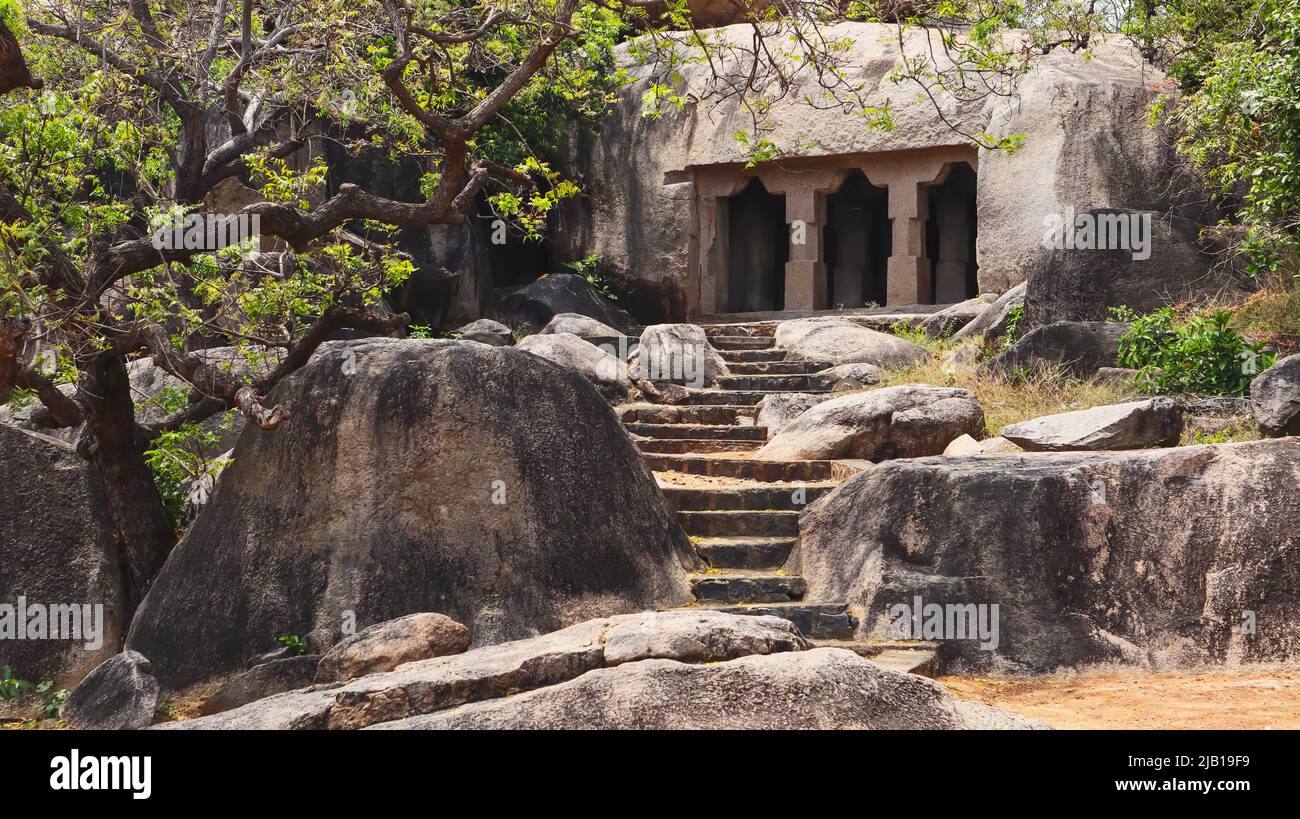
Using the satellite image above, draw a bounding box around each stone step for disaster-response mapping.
[691,536,796,569]
[716,374,835,392]
[677,510,799,537]
[701,323,778,338]
[696,602,858,640]
[690,571,806,604]
[619,405,757,425]
[807,640,940,677]
[726,360,829,375]
[682,389,831,406]
[709,336,775,350]
[636,438,763,455]
[662,484,834,511]
[625,423,768,441]
[716,349,788,363]
[642,453,836,482]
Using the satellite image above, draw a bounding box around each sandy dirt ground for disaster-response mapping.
[939,664,1300,729]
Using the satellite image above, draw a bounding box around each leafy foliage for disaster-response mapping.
[1117,307,1276,396]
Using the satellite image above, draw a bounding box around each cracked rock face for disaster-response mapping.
[792,439,1300,673]
[127,339,697,689]
[161,611,1040,731]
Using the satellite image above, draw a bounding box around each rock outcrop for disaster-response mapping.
[369,649,1044,730]
[0,426,124,688]
[126,339,698,688]
[157,611,1039,730]
[198,656,321,716]
[918,295,998,339]
[1252,355,1300,437]
[775,317,930,369]
[61,651,159,730]
[756,385,984,461]
[793,439,1300,672]
[1001,398,1183,451]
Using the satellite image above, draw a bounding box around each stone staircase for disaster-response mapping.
[619,321,939,676]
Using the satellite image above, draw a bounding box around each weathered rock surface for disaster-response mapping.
[775,317,930,369]
[127,339,697,688]
[757,385,984,461]
[981,321,1128,379]
[630,323,730,387]
[756,392,830,437]
[157,611,810,730]
[1001,398,1183,451]
[368,649,1045,730]
[62,651,159,730]
[820,362,884,391]
[918,295,998,339]
[0,426,124,688]
[943,434,1021,456]
[793,439,1300,671]
[1252,354,1300,437]
[517,332,631,399]
[315,613,471,683]
[498,273,634,332]
[454,318,514,346]
[950,282,1026,346]
[1023,209,1240,326]
[198,656,321,716]
[539,312,622,340]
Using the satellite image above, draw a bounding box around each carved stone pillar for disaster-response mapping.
[784,188,827,310]
[886,177,932,305]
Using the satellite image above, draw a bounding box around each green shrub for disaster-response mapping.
[1117,307,1275,396]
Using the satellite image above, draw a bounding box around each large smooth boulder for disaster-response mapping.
[0,426,124,688]
[61,651,159,730]
[498,273,634,332]
[1001,398,1183,451]
[775,317,930,369]
[454,318,514,346]
[539,312,622,340]
[517,332,631,399]
[157,610,812,729]
[793,439,1300,672]
[316,613,471,683]
[756,385,984,461]
[1252,355,1300,437]
[981,321,1128,379]
[370,649,1044,730]
[630,323,729,387]
[127,339,697,688]
[756,392,830,437]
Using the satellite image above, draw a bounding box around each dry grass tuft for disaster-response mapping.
[1232,274,1300,355]
[879,355,1140,436]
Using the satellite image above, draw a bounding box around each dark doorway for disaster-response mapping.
[825,170,890,308]
[726,178,788,312]
[925,163,978,303]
